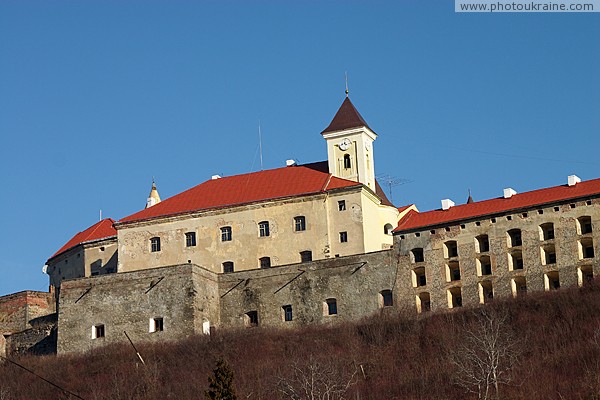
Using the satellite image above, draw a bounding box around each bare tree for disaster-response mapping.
[277,356,358,400]
[448,308,522,400]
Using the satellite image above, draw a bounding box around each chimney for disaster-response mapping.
[568,175,581,186]
[503,188,517,199]
[286,159,297,167]
[441,199,455,210]
[211,175,221,180]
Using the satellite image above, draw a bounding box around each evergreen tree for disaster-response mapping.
[205,359,237,400]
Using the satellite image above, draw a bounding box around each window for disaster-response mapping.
[259,257,271,269]
[412,267,426,287]
[509,251,523,270]
[479,281,494,304]
[294,216,306,232]
[282,305,293,322]
[380,290,393,307]
[338,200,346,211]
[92,324,105,339]
[325,298,337,315]
[416,292,431,313]
[444,241,458,258]
[258,221,270,237]
[507,229,522,247]
[339,231,348,243]
[185,232,196,247]
[223,261,234,273]
[476,235,490,253]
[221,226,232,242]
[541,245,556,265]
[384,223,394,235]
[245,311,258,327]
[149,317,164,333]
[150,237,161,252]
[578,266,594,287]
[411,248,424,263]
[477,256,492,276]
[343,154,351,169]
[540,223,555,241]
[578,216,593,234]
[447,261,461,282]
[447,287,462,308]
[300,250,312,263]
[579,238,595,259]
[545,271,560,291]
[511,277,527,297]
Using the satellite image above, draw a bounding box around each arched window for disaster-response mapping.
[343,154,351,169]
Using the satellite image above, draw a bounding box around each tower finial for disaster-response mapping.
[345,71,349,97]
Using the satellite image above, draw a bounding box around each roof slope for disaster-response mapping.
[395,177,600,232]
[120,164,363,223]
[321,97,374,135]
[50,218,116,260]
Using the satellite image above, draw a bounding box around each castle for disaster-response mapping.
[1,96,598,355]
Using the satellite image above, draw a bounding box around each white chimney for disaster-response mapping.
[441,199,455,210]
[503,188,517,199]
[568,175,581,186]
[286,159,297,167]
[211,175,221,180]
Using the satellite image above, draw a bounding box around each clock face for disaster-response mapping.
[339,138,351,151]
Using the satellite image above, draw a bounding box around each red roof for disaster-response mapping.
[119,163,363,224]
[49,218,116,260]
[321,97,374,135]
[395,177,600,232]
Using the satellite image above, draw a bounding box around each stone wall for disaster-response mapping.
[394,197,600,312]
[6,314,57,356]
[57,264,219,354]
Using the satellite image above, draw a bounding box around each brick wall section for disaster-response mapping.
[0,291,55,335]
[57,264,219,354]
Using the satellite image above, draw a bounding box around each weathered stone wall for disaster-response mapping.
[218,250,399,329]
[57,264,219,354]
[395,197,600,312]
[0,291,55,334]
[6,314,57,356]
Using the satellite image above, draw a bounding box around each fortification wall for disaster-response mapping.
[57,264,219,354]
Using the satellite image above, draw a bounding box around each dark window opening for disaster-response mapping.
[412,248,424,263]
[294,216,306,232]
[258,221,270,237]
[300,251,312,263]
[282,305,293,322]
[185,232,196,247]
[223,261,234,273]
[150,237,161,252]
[381,290,393,307]
[325,298,337,315]
[259,257,271,269]
[221,226,232,242]
[339,231,348,243]
[338,200,346,211]
[343,154,351,169]
[245,311,258,327]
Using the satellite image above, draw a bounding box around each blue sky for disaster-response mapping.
[0,1,598,296]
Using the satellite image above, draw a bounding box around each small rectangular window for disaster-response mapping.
[223,261,234,273]
[150,317,164,333]
[380,290,393,307]
[258,221,270,237]
[221,226,232,242]
[282,305,293,322]
[92,324,105,339]
[338,200,346,211]
[339,231,348,243]
[294,216,306,232]
[300,251,312,263]
[245,311,258,327]
[325,298,337,315]
[260,257,271,269]
[150,237,161,252]
[185,232,196,247]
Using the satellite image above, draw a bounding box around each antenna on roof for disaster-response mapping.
[258,121,264,171]
[376,173,413,204]
[99,209,102,221]
[345,71,349,97]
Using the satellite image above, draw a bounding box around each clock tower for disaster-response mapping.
[321,97,377,191]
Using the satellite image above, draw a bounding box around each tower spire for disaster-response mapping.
[345,71,349,97]
[146,178,161,209]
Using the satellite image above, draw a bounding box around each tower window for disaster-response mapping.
[343,154,351,169]
[338,200,346,211]
[258,221,270,237]
[149,317,164,333]
[92,324,105,339]
[221,226,232,242]
[380,290,393,307]
[185,232,196,247]
[325,298,338,315]
[282,305,293,322]
[294,216,306,232]
[245,311,259,327]
[150,237,161,252]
